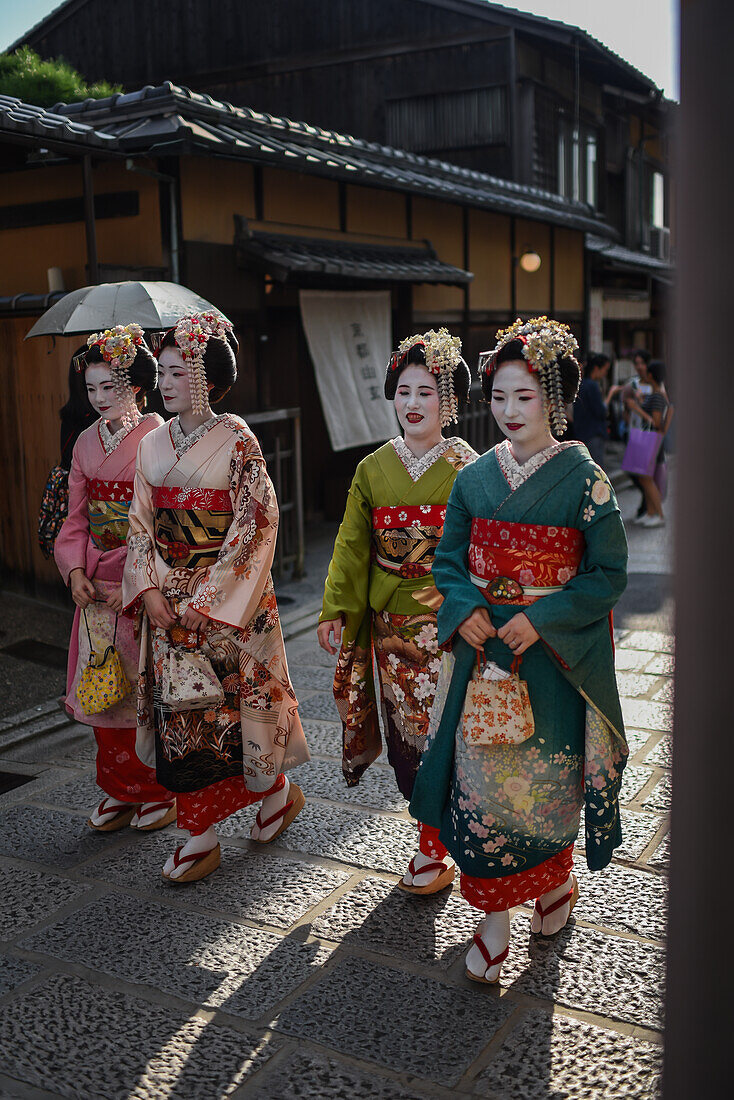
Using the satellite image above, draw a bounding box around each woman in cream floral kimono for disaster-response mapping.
[123,312,309,883]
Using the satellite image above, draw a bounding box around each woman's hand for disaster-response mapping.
[143,589,177,629]
[498,612,539,656]
[317,618,343,654]
[458,607,496,648]
[105,586,123,613]
[69,568,96,609]
[179,606,210,632]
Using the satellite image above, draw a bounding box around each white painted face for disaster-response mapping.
[84,363,125,422]
[490,360,549,449]
[157,346,193,415]
[394,363,441,439]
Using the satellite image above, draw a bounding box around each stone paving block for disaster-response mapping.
[614,809,665,862]
[0,806,129,869]
[84,836,348,928]
[501,921,664,1031]
[652,680,674,704]
[19,892,332,1021]
[475,1008,662,1099]
[621,631,675,654]
[220,801,418,875]
[311,875,478,965]
[644,735,672,769]
[30,773,100,812]
[647,834,670,870]
[643,774,672,813]
[646,653,675,676]
[246,1050,426,1100]
[624,728,655,759]
[0,766,89,811]
[286,638,339,669]
[300,718,342,758]
[614,649,656,672]
[290,757,407,812]
[621,699,673,733]
[0,972,281,1099]
[572,860,667,940]
[0,858,92,940]
[615,672,662,699]
[620,764,656,803]
[0,954,41,997]
[273,955,511,1087]
[297,691,341,722]
[290,665,339,694]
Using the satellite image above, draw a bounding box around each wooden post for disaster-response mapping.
[664,2,733,1096]
[82,155,99,284]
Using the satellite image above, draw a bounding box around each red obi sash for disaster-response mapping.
[151,486,232,511]
[371,505,446,578]
[86,478,134,503]
[469,519,585,605]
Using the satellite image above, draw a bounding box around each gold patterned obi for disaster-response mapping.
[87,478,133,550]
[152,485,233,569]
[371,505,446,579]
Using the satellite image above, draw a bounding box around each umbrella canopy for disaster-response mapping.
[25,281,231,338]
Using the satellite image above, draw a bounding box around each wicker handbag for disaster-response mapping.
[76,611,131,716]
[462,654,535,747]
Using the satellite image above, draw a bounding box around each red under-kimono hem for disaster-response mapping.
[94,727,174,804]
[175,772,285,833]
[460,845,574,912]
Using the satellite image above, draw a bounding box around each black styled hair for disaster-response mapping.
[481,338,581,405]
[383,341,471,407]
[60,346,95,422]
[160,327,238,403]
[84,341,158,401]
[647,359,666,385]
[633,347,652,365]
[584,352,611,378]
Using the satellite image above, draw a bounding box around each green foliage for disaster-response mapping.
[0,46,122,108]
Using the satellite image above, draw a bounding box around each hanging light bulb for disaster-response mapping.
[519,250,542,273]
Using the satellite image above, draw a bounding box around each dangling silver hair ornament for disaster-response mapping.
[388,327,468,428]
[172,312,234,416]
[83,323,145,431]
[478,316,579,436]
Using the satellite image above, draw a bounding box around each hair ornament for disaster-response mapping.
[388,327,466,427]
[84,323,145,430]
[478,316,579,436]
[172,311,234,416]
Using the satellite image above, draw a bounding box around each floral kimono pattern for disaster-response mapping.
[321,436,476,797]
[410,440,628,900]
[123,414,309,816]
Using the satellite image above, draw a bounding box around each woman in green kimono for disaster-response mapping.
[410,317,628,983]
[318,329,476,893]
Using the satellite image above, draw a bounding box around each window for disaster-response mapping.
[557,117,598,206]
[651,171,666,228]
[386,86,507,153]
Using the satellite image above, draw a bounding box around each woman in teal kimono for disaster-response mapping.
[410,317,628,983]
[318,330,476,893]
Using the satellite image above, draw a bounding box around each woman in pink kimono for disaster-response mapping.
[123,312,309,883]
[55,325,176,832]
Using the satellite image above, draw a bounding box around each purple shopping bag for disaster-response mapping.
[621,428,663,477]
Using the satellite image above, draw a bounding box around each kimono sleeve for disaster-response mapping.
[319,463,372,640]
[187,430,278,630]
[53,442,89,584]
[122,448,171,613]
[434,471,487,647]
[522,465,628,672]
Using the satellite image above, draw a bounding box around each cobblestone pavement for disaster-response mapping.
[0,614,671,1099]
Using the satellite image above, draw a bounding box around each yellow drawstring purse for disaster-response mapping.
[76,609,131,716]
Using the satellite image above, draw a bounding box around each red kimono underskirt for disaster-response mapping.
[94,726,174,804]
[175,771,285,834]
[460,845,575,912]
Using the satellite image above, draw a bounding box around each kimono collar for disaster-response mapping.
[170,414,220,457]
[391,436,457,482]
[98,416,143,456]
[496,439,581,491]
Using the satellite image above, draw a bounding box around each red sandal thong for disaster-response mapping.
[465,933,509,985]
[533,874,579,935]
[87,799,138,833]
[398,858,455,895]
[252,783,305,843]
[162,843,221,884]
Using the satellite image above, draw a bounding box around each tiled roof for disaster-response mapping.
[53,83,613,236]
[586,234,673,278]
[234,220,473,284]
[0,94,117,151]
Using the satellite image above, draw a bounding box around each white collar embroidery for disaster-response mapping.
[170,414,220,457]
[391,436,457,483]
[98,416,142,456]
[496,439,580,490]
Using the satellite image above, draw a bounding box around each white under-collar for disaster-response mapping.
[391,436,458,483]
[496,438,580,490]
[170,414,220,457]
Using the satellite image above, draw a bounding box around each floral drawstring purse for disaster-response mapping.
[76,610,131,715]
[462,653,535,747]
